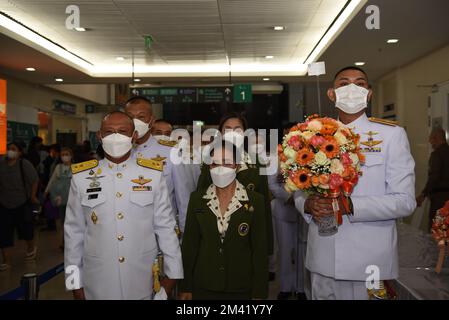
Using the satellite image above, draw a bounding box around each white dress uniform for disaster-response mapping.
[268,168,308,295]
[64,157,183,300]
[132,136,194,227]
[294,113,416,300]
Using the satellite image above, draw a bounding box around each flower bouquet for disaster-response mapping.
[432,200,449,273]
[278,115,365,236]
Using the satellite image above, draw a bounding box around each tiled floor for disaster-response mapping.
[0,223,283,300]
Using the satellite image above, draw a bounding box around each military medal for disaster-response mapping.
[86,169,105,188]
[361,131,383,153]
[91,211,98,224]
[131,175,152,185]
[238,223,249,236]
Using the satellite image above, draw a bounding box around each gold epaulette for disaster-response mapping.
[71,159,98,174]
[137,158,164,171]
[368,117,398,127]
[151,156,167,162]
[158,139,177,147]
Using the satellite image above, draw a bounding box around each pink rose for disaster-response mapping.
[288,135,303,151]
[341,153,352,166]
[310,135,325,147]
[329,173,344,190]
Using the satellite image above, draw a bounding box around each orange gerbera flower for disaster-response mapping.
[311,175,320,187]
[357,152,366,164]
[320,124,337,136]
[289,125,299,132]
[296,149,315,166]
[292,169,312,189]
[320,138,340,158]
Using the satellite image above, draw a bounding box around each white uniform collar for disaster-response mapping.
[341,113,369,133]
[104,157,131,172]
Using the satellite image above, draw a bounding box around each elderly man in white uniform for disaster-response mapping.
[294,66,416,300]
[64,111,182,300]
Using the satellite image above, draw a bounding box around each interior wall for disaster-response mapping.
[374,44,449,230]
[0,74,95,144]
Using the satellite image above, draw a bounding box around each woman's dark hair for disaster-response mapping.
[218,112,248,132]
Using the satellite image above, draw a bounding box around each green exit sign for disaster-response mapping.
[233,84,252,103]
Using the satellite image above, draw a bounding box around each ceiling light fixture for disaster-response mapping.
[273,26,285,31]
[265,55,274,59]
[55,78,64,82]
[304,0,366,65]
[354,62,365,66]
[263,78,270,81]
[0,14,92,72]
[74,27,87,32]
[387,39,399,44]
[26,67,36,71]
[116,56,125,61]
[134,78,141,82]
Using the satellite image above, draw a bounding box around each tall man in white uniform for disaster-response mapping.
[124,97,194,229]
[294,67,416,300]
[64,111,183,300]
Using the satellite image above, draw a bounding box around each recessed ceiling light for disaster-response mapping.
[265,55,274,59]
[55,78,64,82]
[355,62,365,66]
[387,39,399,44]
[26,67,36,71]
[263,78,270,81]
[74,27,87,32]
[273,26,285,31]
[116,56,125,61]
[133,78,141,82]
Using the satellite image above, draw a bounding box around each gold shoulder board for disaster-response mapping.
[368,117,398,127]
[137,158,164,171]
[158,139,177,147]
[71,159,98,174]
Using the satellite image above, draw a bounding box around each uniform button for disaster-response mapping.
[116,192,122,198]
[117,173,123,178]
[117,213,124,220]
[219,248,223,254]
[119,257,125,263]
[117,235,124,241]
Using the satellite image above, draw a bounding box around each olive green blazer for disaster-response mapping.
[196,162,274,254]
[179,188,268,299]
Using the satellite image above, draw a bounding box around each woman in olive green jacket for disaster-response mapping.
[195,112,274,255]
[179,142,268,300]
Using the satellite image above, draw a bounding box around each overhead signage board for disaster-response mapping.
[131,87,233,104]
[233,84,252,103]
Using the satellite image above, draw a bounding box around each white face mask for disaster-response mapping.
[334,83,369,114]
[223,130,244,148]
[101,133,134,158]
[61,155,72,163]
[210,166,236,188]
[133,119,150,138]
[7,150,18,159]
[153,134,170,141]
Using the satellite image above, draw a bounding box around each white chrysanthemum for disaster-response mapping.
[349,153,360,166]
[283,147,297,161]
[300,130,314,141]
[314,151,330,166]
[334,131,347,145]
[284,178,298,193]
[330,159,344,175]
[307,120,322,132]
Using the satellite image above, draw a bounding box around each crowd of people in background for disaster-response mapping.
[0,137,101,271]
